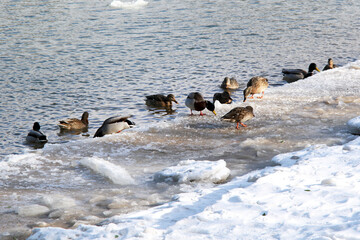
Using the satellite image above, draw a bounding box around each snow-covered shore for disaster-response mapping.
[28,135,360,240]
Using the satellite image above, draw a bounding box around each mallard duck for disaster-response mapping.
[145,94,178,108]
[221,77,240,89]
[243,76,269,102]
[94,116,135,138]
[213,91,233,104]
[282,63,320,83]
[221,106,255,129]
[26,122,48,143]
[58,112,89,131]
[185,92,216,116]
[323,58,338,71]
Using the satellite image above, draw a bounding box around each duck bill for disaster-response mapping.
[174,100,179,104]
[315,67,320,72]
[212,111,217,116]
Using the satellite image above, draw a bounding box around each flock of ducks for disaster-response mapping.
[26,59,337,144]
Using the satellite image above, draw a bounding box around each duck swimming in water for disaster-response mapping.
[185,92,216,116]
[243,76,269,102]
[58,112,89,131]
[26,122,48,144]
[213,91,233,104]
[323,58,338,71]
[221,106,255,129]
[282,63,320,83]
[94,116,135,138]
[220,77,240,90]
[145,94,178,108]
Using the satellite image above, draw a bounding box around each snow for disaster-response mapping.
[27,63,360,239]
[154,160,230,183]
[27,137,360,239]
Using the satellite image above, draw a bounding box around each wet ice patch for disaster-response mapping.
[154,160,230,183]
[79,157,135,185]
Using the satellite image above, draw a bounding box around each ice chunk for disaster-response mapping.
[110,0,148,9]
[17,204,50,217]
[41,194,76,210]
[154,160,230,183]
[347,116,360,135]
[80,157,135,185]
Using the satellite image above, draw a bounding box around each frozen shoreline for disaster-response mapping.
[27,135,360,240]
[26,62,360,239]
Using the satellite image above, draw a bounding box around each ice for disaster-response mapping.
[41,194,77,210]
[153,160,230,183]
[79,157,135,185]
[110,0,148,9]
[347,116,360,135]
[17,204,50,217]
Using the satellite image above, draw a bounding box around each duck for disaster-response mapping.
[323,58,338,71]
[213,91,233,104]
[221,77,240,89]
[185,92,217,116]
[145,94,178,108]
[243,76,269,102]
[282,63,320,83]
[221,106,255,129]
[26,122,48,143]
[94,116,135,138]
[58,112,89,131]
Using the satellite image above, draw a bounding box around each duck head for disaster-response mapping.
[309,63,320,73]
[167,94,178,104]
[243,87,252,102]
[206,101,217,115]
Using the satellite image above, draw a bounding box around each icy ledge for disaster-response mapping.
[347,116,360,135]
[28,136,360,239]
[154,159,230,183]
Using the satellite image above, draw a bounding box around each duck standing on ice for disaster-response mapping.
[221,106,255,129]
[185,92,217,116]
[243,76,269,102]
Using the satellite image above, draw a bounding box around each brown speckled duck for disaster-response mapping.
[145,94,178,108]
[323,58,338,71]
[282,63,320,83]
[58,112,89,131]
[185,92,216,116]
[243,76,269,102]
[221,77,240,90]
[213,91,233,104]
[221,106,255,129]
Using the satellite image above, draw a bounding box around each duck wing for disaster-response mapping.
[282,68,307,75]
[146,94,166,102]
[103,116,132,125]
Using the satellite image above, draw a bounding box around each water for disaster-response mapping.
[1,0,360,235]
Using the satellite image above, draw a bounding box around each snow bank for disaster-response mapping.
[79,157,135,185]
[154,160,230,183]
[28,136,360,239]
